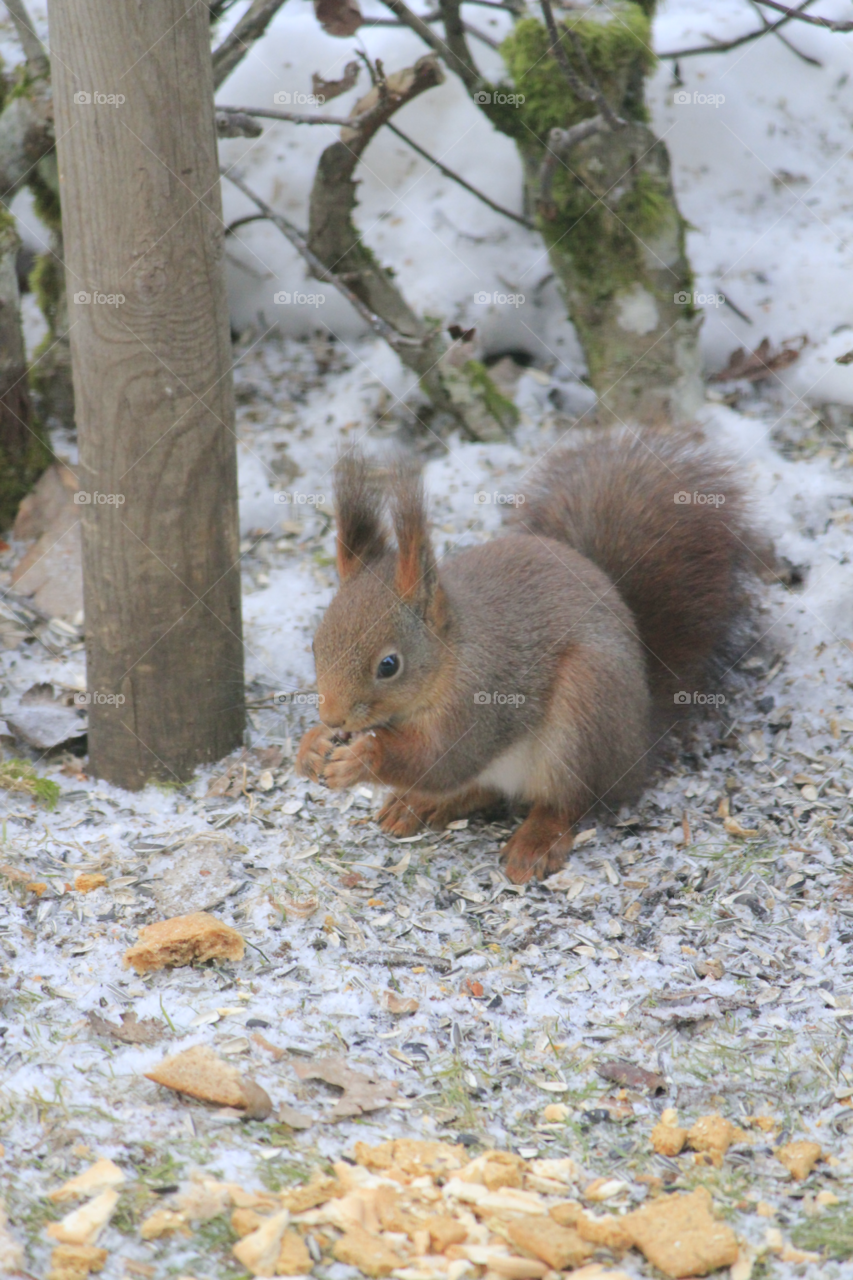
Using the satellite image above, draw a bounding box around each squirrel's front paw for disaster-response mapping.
[295,724,337,782]
[322,732,380,789]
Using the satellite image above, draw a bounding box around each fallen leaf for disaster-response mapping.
[87,1011,164,1046]
[314,0,362,36]
[312,60,359,101]
[277,1102,315,1130]
[710,336,804,383]
[381,990,419,1015]
[293,1056,398,1119]
[596,1059,666,1095]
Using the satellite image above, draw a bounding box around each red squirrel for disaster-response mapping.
[296,431,768,883]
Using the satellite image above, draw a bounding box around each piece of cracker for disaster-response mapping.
[123,911,244,974]
[145,1044,267,1112]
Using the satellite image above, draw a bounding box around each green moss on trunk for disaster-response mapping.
[481,3,702,424]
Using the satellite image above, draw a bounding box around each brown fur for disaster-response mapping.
[297,434,768,883]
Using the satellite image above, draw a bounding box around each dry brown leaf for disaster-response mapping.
[381,989,419,1015]
[87,1011,164,1046]
[710,336,804,383]
[293,1056,398,1119]
[596,1059,666,1095]
[277,1102,314,1130]
[312,60,359,102]
[314,0,362,36]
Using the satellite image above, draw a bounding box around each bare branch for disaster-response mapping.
[217,104,356,126]
[539,0,601,108]
[658,0,819,56]
[437,0,479,88]
[747,0,822,64]
[4,0,49,73]
[378,0,481,89]
[537,115,607,215]
[753,0,853,30]
[216,109,263,137]
[385,120,534,228]
[224,169,425,349]
[212,0,289,90]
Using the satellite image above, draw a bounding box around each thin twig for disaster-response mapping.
[223,169,426,349]
[378,0,480,89]
[385,120,534,228]
[562,24,622,129]
[3,0,48,73]
[747,0,822,64]
[438,0,480,88]
[539,0,593,99]
[658,0,819,57]
[218,104,358,126]
[212,0,289,89]
[538,115,606,213]
[365,15,500,48]
[225,213,268,236]
[754,0,853,30]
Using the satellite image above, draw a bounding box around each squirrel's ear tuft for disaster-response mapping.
[391,463,444,622]
[334,451,388,582]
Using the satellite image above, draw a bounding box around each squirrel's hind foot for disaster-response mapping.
[500,805,574,884]
[377,785,502,837]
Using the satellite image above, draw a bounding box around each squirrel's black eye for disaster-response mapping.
[376,653,401,679]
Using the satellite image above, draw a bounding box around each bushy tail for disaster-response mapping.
[511,430,772,722]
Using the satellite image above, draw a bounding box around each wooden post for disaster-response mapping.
[49,0,244,788]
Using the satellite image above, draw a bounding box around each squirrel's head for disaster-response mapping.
[311,452,450,734]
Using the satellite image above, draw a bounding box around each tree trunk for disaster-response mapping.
[498,2,704,425]
[0,207,50,530]
[49,0,245,789]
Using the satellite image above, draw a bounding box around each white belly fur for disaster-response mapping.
[476,734,543,799]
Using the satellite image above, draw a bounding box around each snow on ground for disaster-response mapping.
[5,1,853,1277]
